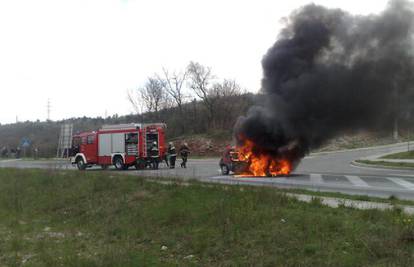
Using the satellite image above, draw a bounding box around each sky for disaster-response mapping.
[0,0,390,124]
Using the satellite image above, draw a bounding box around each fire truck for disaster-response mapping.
[70,123,166,170]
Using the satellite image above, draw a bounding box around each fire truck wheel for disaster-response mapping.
[221,165,230,175]
[76,158,86,170]
[113,157,125,170]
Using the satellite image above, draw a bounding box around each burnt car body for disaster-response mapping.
[219,146,248,175]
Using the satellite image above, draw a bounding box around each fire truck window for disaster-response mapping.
[73,137,81,146]
[81,137,87,145]
[87,135,95,144]
[125,133,138,144]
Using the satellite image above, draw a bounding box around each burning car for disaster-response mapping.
[219,146,248,175]
[219,140,294,177]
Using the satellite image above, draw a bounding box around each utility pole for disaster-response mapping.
[393,81,399,141]
[47,99,51,121]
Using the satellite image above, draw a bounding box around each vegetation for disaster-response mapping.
[0,93,254,158]
[381,150,414,159]
[356,159,414,169]
[128,62,254,137]
[285,188,414,206]
[2,168,414,266]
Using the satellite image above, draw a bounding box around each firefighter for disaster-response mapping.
[150,141,160,169]
[16,147,21,159]
[167,142,177,169]
[179,142,190,168]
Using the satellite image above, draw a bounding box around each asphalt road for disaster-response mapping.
[2,142,414,200]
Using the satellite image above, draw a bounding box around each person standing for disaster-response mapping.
[33,147,39,160]
[167,142,177,169]
[179,142,190,168]
[16,147,21,159]
[150,141,160,170]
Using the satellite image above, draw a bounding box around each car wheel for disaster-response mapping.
[77,158,86,170]
[221,165,230,175]
[114,157,124,170]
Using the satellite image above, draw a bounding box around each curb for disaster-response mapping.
[351,160,414,171]
[311,141,411,156]
[286,193,414,215]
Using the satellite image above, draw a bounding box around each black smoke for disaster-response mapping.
[235,0,414,167]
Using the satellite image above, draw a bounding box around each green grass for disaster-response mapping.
[283,187,414,206]
[2,169,414,266]
[381,150,414,159]
[356,159,414,169]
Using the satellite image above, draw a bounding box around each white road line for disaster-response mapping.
[387,177,414,190]
[390,174,414,178]
[0,159,21,163]
[345,175,370,187]
[310,174,323,184]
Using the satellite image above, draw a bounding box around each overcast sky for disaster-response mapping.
[0,0,390,124]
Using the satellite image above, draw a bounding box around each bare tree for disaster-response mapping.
[187,61,217,127]
[212,79,244,128]
[215,79,242,97]
[159,68,188,112]
[128,76,167,121]
[157,68,188,132]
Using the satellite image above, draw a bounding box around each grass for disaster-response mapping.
[356,159,414,169]
[1,169,414,266]
[381,150,414,159]
[283,187,414,206]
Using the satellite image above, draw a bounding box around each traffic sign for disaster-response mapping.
[21,138,31,148]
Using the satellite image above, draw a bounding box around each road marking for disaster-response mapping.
[0,159,21,163]
[345,175,370,187]
[310,174,323,184]
[390,174,414,178]
[387,178,414,190]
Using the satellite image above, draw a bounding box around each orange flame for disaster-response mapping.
[236,139,292,177]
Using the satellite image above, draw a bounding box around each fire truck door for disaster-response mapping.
[85,134,98,163]
[125,132,139,155]
[111,133,125,153]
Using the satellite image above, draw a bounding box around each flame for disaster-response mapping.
[236,139,292,177]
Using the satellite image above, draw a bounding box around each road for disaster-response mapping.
[1,142,414,200]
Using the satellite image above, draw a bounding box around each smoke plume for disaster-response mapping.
[235,0,414,167]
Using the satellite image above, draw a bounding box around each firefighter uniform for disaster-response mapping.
[150,142,160,169]
[179,143,190,168]
[167,142,177,169]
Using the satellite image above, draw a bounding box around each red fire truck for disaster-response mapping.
[70,123,166,170]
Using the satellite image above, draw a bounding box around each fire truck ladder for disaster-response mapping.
[56,124,73,158]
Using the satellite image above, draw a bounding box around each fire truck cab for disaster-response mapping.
[70,123,166,170]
